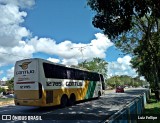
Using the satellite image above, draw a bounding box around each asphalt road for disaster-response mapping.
[0,88,149,123]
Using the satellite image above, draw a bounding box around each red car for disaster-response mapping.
[116,86,124,93]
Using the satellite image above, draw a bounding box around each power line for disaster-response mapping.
[70,44,93,67]
[0,51,30,59]
[70,45,93,60]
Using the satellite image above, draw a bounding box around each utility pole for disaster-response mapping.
[70,44,92,68]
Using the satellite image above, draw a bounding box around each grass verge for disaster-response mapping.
[0,98,14,106]
[0,98,14,102]
[144,95,160,114]
[138,93,160,123]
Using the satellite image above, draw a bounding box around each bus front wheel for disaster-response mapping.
[60,95,68,108]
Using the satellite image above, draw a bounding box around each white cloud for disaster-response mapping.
[108,55,137,78]
[0,0,34,67]
[90,33,113,58]
[0,3,31,47]
[1,77,7,81]
[0,0,138,81]
[0,67,14,81]
[0,0,114,79]
[29,33,113,65]
[0,0,35,80]
[117,55,131,65]
[0,41,34,67]
[0,0,35,9]
[61,58,79,66]
[6,67,14,79]
[47,57,60,63]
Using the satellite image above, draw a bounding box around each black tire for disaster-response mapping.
[68,94,76,106]
[60,95,68,108]
[98,91,101,99]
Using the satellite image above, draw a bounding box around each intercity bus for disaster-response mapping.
[14,58,105,107]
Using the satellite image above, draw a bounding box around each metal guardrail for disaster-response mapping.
[104,89,149,123]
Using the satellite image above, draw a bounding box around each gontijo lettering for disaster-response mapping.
[16,61,35,75]
[16,70,34,75]
[46,81,83,86]
[66,82,83,86]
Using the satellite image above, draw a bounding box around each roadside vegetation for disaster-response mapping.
[0,77,14,94]
[0,87,5,94]
[144,93,160,114]
[87,0,160,101]
[106,75,147,89]
[0,98,13,102]
[0,77,14,104]
[138,93,160,123]
[74,58,148,89]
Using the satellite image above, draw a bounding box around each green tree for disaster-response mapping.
[87,0,160,39]
[107,75,146,88]
[87,0,160,91]
[5,77,14,92]
[0,87,5,93]
[107,77,116,88]
[130,30,160,89]
[78,58,108,79]
[120,75,132,86]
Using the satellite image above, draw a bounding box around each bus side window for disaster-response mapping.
[89,72,93,81]
[93,73,100,81]
[43,63,67,79]
[74,70,84,80]
[67,68,75,79]
[83,71,89,80]
[56,66,67,79]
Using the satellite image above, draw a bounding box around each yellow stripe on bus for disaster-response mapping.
[14,80,90,107]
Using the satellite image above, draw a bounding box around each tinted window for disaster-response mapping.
[43,63,67,79]
[83,71,89,80]
[83,72,100,81]
[92,73,100,81]
[67,68,75,79]
[43,62,101,81]
[75,70,84,80]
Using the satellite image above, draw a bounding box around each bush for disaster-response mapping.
[0,87,5,93]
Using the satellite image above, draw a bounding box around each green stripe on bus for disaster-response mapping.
[85,81,96,99]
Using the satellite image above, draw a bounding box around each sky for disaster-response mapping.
[0,0,140,81]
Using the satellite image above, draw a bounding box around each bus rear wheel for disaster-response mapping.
[98,91,101,99]
[60,95,68,108]
[68,93,76,106]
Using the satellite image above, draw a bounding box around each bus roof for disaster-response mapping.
[15,58,100,74]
